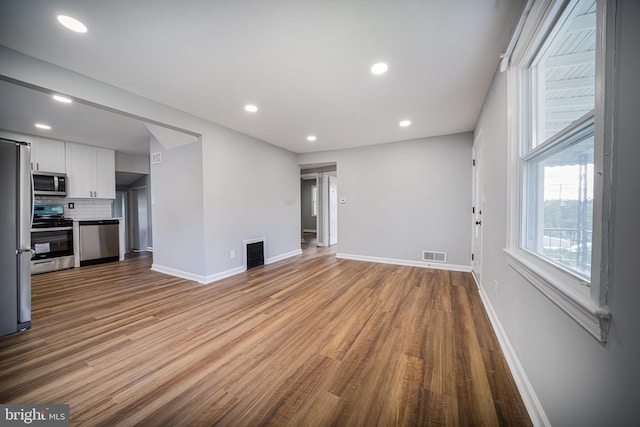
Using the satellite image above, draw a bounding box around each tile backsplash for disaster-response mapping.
[35,197,114,219]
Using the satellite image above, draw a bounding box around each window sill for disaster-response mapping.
[504,248,611,342]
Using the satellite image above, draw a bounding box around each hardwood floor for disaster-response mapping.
[0,246,531,426]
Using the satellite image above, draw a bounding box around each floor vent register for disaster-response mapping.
[246,241,265,270]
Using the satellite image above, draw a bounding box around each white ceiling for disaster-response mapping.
[0,0,523,155]
[0,79,152,156]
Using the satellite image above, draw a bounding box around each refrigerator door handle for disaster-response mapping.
[17,251,32,328]
[17,142,32,249]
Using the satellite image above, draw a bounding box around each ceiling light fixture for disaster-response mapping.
[57,15,88,33]
[244,104,258,113]
[399,120,411,127]
[306,135,317,142]
[371,62,388,75]
[35,123,51,130]
[52,94,72,104]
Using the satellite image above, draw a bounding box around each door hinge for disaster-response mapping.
[471,253,475,261]
[472,206,475,214]
[472,159,476,166]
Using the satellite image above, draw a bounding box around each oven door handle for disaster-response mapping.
[31,226,73,232]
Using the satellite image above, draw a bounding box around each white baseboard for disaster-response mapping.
[151,263,207,283]
[302,229,317,233]
[473,274,551,427]
[151,249,303,285]
[267,249,302,265]
[151,263,245,284]
[336,253,472,273]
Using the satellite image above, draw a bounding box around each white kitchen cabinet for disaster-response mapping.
[31,137,66,173]
[65,142,115,199]
[95,147,116,199]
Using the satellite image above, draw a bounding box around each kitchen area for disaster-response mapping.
[0,78,157,336]
[1,126,152,274]
[1,129,152,338]
[29,138,126,274]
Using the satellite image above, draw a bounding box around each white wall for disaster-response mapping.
[1,47,301,282]
[298,133,472,269]
[474,1,640,424]
[115,152,149,174]
[201,126,301,276]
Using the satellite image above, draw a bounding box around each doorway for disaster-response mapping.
[129,186,150,252]
[300,164,338,251]
[300,174,318,249]
[472,132,484,285]
[329,174,338,246]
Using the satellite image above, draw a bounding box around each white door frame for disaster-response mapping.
[328,174,338,246]
[472,131,484,285]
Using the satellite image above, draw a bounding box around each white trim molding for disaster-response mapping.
[505,249,611,341]
[505,0,616,343]
[267,249,302,265]
[336,253,472,273]
[151,263,244,284]
[472,274,551,427]
[152,248,303,284]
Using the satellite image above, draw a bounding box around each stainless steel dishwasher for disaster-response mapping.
[79,220,120,266]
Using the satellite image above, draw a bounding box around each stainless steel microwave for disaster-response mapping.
[33,172,67,197]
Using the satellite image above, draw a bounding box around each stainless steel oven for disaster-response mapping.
[31,206,74,274]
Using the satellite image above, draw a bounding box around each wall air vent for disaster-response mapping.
[151,152,162,164]
[422,250,447,263]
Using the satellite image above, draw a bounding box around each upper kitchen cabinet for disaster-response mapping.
[30,136,66,173]
[65,142,115,199]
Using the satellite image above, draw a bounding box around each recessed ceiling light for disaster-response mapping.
[371,62,388,75]
[399,120,411,127]
[35,123,51,130]
[244,104,258,113]
[306,135,317,142]
[57,15,88,33]
[52,94,72,104]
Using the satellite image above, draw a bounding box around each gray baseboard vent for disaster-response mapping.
[422,250,447,263]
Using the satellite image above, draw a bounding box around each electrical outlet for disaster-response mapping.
[494,280,499,296]
[230,250,236,259]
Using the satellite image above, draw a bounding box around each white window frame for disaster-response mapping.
[504,0,615,342]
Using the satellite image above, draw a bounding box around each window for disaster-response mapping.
[505,0,614,342]
[311,184,318,217]
[524,119,594,280]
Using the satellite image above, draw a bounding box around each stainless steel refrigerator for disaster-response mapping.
[0,137,32,337]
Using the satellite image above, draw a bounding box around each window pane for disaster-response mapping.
[524,132,594,280]
[532,0,596,147]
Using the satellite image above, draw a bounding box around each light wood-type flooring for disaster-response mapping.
[0,242,531,426]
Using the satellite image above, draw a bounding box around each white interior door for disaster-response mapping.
[472,134,483,284]
[329,174,338,245]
